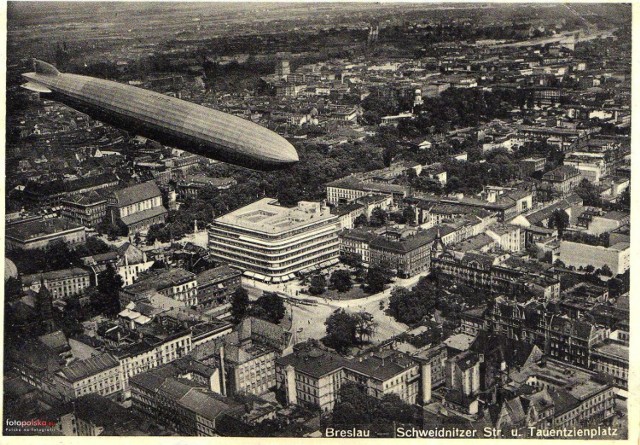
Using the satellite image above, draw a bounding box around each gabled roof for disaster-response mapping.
[112,181,162,207]
[59,353,119,382]
[549,315,595,340]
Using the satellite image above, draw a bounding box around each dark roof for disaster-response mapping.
[120,206,168,226]
[454,350,479,371]
[542,165,581,182]
[23,267,90,285]
[346,351,417,381]
[326,177,409,195]
[123,267,195,295]
[197,265,242,285]
[178,388,233,421]
[276,346,349,378]
[460,251,499,269]
[470,331,538,369]
[548,387,580,415]
[549,316,595,340]
[73,394,138,429]
[339,228,376,243]
[112,181,162,207]
[370,227,439,254]
[524,200,572,225]
[59,353,119,382]
[7,218,84,241]
[330,202,364,216]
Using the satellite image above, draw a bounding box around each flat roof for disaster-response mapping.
[214,198,337,235]
[6,217,84,242]
[593,342,629,361]
[123,268,195,294]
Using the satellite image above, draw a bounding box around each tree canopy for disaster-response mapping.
[330,269,353,293]
[231,287,250,323]
[250,292,286,324]
[324,308,376,353]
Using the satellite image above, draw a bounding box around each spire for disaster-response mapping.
[36,278,55,334]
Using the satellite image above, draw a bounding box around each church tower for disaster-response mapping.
[36,278,56,334]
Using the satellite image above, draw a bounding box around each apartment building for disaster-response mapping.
[275,344,430,413]
[591,340,629,390]
[61,190,109,228]
[22,267,92,300]
[541,165,583,195]
[195,265,242,310]
[558,240,630,275]
[53,353,123,400]
[191,317,292,397]
[120,268,198,307]
[326,176,409,206]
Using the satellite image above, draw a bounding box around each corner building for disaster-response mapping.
[208,198,340,282]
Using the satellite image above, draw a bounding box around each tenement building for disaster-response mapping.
[275,343,431,413]
[22,267,92,300]
[119,268,198,307]
[208,198,341,282]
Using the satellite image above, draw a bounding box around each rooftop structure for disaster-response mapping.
[209,198,341,282]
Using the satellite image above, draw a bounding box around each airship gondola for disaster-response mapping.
[22,60,299,171]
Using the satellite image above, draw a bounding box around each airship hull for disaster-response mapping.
[21,61,299,171]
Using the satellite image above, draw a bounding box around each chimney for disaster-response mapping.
[219,344,226,396]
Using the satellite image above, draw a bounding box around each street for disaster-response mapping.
[242,274,422,345]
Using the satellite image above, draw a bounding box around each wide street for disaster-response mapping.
[242,273,424,345]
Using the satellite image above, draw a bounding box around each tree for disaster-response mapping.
[354,214,368,228]
[94,264,124,317]
[548,209,570,238]
[365,260,394,293]
[231,287,250,323]
[353,311,377,343]
[309,274,327,295]
[332,382,372,425]
[45,239,79,270]
[330,269,353,293]
[252,292,286,324]
[574,178,602,207]
[324,308,357,353]
[402,206,416,225]
[388,280,438,325]
[600,264,613,277]
[340,252,363,268]
[369,207,387,227]
[4,277,22,303]
[332,381,421,434]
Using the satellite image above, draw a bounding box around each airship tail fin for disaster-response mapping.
[21,81,52,93]
[33,59,60,76]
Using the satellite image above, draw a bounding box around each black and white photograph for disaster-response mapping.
[2,1,634,440]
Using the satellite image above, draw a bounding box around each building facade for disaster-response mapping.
[196,265,242,310]
[107,181,168,234]
[22,267,92,300]
[120,268,198,307]
[6,218,86,250]
[61,190,108,228]
[208,198,341,282]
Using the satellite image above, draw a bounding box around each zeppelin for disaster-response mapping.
[21,59,299,171]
